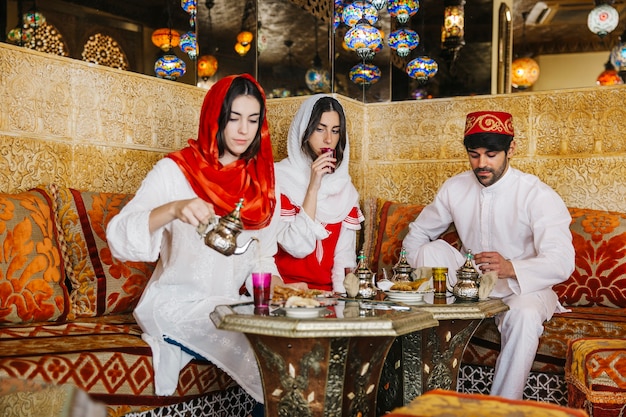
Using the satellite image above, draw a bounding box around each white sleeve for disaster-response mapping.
[106,159,185,263]
[277,206,329,258]
[403,191,454,268]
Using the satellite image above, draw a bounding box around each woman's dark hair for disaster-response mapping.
[216,76,265,162]
[464,133,513,153]
[300,97,347,168]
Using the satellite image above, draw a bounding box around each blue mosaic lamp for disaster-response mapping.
[388,28,419,57]
[349,63,381,85]
[180,32,197,59]
[155,53,187,80]
[334,1,344,30]
[181,0,197,27]
[342,0,379,27]
[345,19,383,61]
[610,40,626,72]
[406,56,438,82]
[387,0,419,24]
[305,65,331,92]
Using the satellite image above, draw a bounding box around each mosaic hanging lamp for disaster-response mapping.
[155,52,186,80]
[23,9,46,28]
[234,42,251,56]
[597,66,623,85]
[388,28,419,57]
[197,55,218,79]
[305,18,331,93]
[181,0,197,27]
[342,0,379,27]
[344,18,383,61]
[406,56,438,82]
[371,0,388,11]
[180,31,197,59]
[441,0,465,54]
[511,12,539,90]
[511,57,540,89]
[151,28,181,51]
[587,2,619,38]
[387,0,419,25]
[334,0,344,30]
[349,62,382,85]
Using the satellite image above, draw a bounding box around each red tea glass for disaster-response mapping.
[252,272,271,308]
[320,147,336,173]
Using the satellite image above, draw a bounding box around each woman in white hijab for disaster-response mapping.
[274,94,363,293]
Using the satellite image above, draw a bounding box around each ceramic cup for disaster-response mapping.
[252,272,271,308]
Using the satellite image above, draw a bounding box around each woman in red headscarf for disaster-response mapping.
[106,74,279,405]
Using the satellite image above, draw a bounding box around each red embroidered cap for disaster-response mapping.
[464,111,514,137]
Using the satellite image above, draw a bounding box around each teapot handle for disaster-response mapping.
[196,216,218,238]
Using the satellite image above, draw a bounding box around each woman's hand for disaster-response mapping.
[149,198,215,233]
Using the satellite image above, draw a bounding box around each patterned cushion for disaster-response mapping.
[555,208,626,308]
[386,388,589,417]
[48,185,156,318]
[0,189,68,324]
[566,337,626,417]
[363,198,460,277]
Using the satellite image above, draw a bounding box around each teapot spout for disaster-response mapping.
[233,237,259,255]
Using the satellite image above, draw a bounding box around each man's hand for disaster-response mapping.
[474,251,515,279]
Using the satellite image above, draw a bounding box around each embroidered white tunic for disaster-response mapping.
[106,158,280,402]
[403,167,574,298]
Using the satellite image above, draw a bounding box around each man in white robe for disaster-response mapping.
[403,110,575,400]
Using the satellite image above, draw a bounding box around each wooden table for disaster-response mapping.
[376,294,509,415]
[210,300,438,417]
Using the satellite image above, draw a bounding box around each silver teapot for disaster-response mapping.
[196,198,257,256]
[391,247,414,282]
[452,249,480,301]
[355,250,377,299]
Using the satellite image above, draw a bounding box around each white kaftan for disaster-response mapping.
[403,167,575,399]
[106,158,280,402]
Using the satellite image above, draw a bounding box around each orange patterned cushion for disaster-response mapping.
[387,389,589,417]
[555,208,626,308]
[566,337,626,416]
[365,199,461,277]
[0,189,68,324]
[49,185,155,318]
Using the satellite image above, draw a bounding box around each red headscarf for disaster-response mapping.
[167,74,276,230]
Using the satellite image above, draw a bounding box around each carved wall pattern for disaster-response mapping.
[2,43,626,212]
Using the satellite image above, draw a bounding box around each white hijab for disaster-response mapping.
[274,94,360,224]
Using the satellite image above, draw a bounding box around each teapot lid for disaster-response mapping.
[393,247,413,271]
[221,198,245,229]
[456,249,479,278]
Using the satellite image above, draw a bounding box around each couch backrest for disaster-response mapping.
[0,185,156,326]
[363,198,626,309]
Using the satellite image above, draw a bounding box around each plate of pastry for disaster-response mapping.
[283,306,329,318]
[384,289,433,304]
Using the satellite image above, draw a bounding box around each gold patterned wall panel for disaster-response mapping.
[3,43,626,214]
[72,145,166,193]
[0,136,72,193]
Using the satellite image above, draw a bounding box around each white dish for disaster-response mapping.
[283,306,327,318]
[385,289,433,304]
